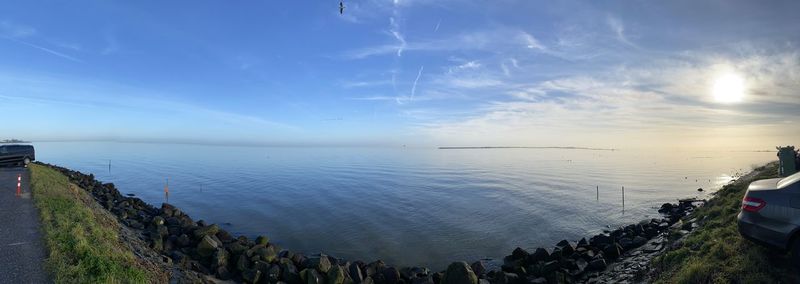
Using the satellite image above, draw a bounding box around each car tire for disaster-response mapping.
[792,237,800,268]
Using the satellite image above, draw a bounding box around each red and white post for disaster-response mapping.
[16,174,21,196]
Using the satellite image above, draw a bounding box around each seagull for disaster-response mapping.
[339,1,345,14]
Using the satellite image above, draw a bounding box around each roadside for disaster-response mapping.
[0,166,50,283]
[648,162,799,282]
[28,163,169,283]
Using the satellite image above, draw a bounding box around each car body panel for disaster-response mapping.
[738,171,800,250]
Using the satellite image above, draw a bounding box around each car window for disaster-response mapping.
[778,171,800,189]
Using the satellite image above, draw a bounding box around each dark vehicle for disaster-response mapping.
[737,171,800,263]
[0,144,35,167]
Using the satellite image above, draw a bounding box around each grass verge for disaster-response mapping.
[30,163,152,283]
[651,163,799,283]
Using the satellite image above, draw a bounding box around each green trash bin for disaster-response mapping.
[777,146,798,177]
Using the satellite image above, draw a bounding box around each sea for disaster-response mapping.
[31,142,774,269]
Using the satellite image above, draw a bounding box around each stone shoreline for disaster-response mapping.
[39,162,702,284]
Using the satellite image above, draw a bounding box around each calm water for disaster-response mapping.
[32,142,772,269]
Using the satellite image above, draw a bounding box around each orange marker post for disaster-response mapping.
[164,178,170,202]
[16,174,21,196]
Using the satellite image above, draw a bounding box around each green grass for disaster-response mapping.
[651,163,799,283]
[30,164,152,283]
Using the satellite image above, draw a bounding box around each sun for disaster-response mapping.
[712,72,745,103]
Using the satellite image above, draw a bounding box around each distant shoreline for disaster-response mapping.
[438,146,617,151]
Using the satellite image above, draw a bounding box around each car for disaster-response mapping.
[0,144,35,167]
[737,171,800,262]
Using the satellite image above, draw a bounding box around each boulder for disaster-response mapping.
[193,224,220,239]
[281,258,302,283]
[528,248,550,263]
[197,235,220,257]
[301,268,325,284]
[603,243,622,260]
[632,236,648,247]
[382,267,401,284]
[556,240,575,256]
[587,258,606,271]
[161,203,177,217]
[349,262,364,283]
[305,255,332,273]
[328,265,346,284]
[266,264,282,283]
[470,261,486,277]
[510,247,529,260]
[256,235,270,245]
[242,268,262,284]
[441,262,478,284]
[212,248,229,269]
[152,216,165,226]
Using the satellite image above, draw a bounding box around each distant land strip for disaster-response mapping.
[438,146,617,151]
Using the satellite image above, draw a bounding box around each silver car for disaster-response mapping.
[738,171,800,261]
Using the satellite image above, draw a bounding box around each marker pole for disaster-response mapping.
[16,174,21,196]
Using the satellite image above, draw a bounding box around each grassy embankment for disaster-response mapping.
[651,162,799,283]
[30,164,153,283]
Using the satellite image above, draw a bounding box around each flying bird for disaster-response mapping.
[339,1,345,14]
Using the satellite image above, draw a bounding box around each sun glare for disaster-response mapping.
[712,72,745,103]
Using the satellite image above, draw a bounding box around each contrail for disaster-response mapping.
[434,19,441,32]
[410,65,424,102]
[3,36,82,63]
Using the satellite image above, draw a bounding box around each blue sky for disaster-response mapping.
[1,0,798,149]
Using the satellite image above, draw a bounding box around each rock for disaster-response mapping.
[301,268,325,284]
[193,224,220,239]
[541,260,559,275]
[162,203,177,217]
[197,235,220,257]
[411,275,434,284]
[151,235,163,252]
[528,248,550,263]
[632,236,647,247]
[242,268,262,284]
[152,216,165,226]
[256,235,270,245]
[266,264,282,283]
[470,261,486,277]
[603,243,622,260]
[510,247,529,260]
[281,258,302,283]
[441,262,478,284]
[619,238,633,250]
[366,260,385,277]
[556,240,575,256]
[577,238,588,247]
[216,266,231,280]
[349,262,364,283]
[305,255,332,273]
[328,265,346,284]
[658,203,674,213]
[237,254,251,272]
[382,267,401,284]
[590,234,613,247]
[697,188,703,192]
[588,258,606,270]
[212,248,229,268]
[216,230,234,243]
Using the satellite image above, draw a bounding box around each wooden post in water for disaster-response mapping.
[622,186,625,209]
[108,160,111,173]
[596,186,599,201]
[164,178,170,203]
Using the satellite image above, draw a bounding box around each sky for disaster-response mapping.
[0,0,798,150]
